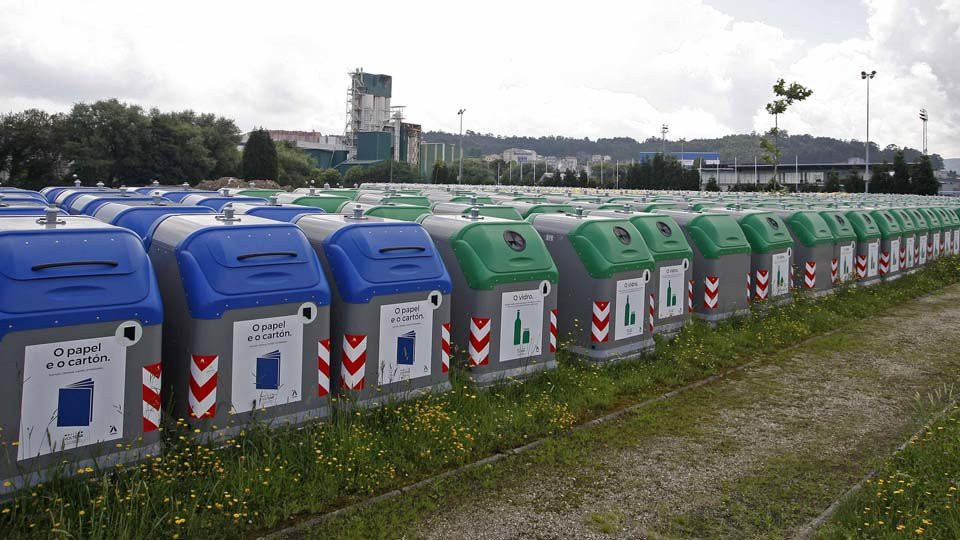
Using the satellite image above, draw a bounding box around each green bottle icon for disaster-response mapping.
[624,295,631,326]
[513,310,522,345]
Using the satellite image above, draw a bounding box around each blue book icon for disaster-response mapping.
[256,350,281,390]
[58,378,94,427]
[397,331,416,365]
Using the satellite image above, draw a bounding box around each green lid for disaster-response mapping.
[504,203,574,219]
[289,195,351,212]
[687,214,752,258]
[817,210,857,243]
[936,207,959,227]
[641,203,678,212]
[913,207,941,230]
[449,195,494,204]
[449,220,559,290]
[844,210,882,240]
[355,204,431,222]
[318,189,358,200]
[381,195,431,207]
[734,212,794,253]
[905,208,929,233]
[888,209,917,234]
[625,214,694,262]
[237,189,284,198]
[511,196,548,203]
[869,209,902,238]
[783,211,835,247]
[565,219,654,278]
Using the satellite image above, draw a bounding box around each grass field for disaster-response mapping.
[818,401,960,539]
[3,259,960,539]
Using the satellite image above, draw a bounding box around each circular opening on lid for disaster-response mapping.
[613,226,632,245]
[503,230,526,251]
[656,221,673,236]
[766,217,780,229]
[864,214,873,224]
[835,214,846,225]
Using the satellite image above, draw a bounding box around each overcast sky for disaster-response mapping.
[2,0,958,156]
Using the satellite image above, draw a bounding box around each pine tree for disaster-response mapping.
[241,129,278,181]
[912,155,939,195]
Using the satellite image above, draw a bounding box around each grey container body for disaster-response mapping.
[879,234,903,281]
[421,216,558,386]
[856,238,883,286]
[0,321,162,495]
[148,225,331,442]
[296,216,452,408]
[530,216,654,362]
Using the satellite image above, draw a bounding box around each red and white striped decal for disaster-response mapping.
[591,300,611,343]
[469,317,490,366]
[746,272,751,304]
[142,362,161,432]
[317,338,330,397]
[928,242,934,258]
[789,265,794,289]
[548,310,557,353]
[830,258,839,283]
[856,254,867,279]
[687,279,694,313]
[188,354,217,419]
[647,293,655,333]
[879,251,890,275]
[804,261,816,289]
[704,276,719,309]
[899,245,906,268]
[915,244,920,263]
[340,334,367,391]
[441,322,451,373]
[755,269,770,300]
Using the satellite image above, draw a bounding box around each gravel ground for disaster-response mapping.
[417,285,960,540]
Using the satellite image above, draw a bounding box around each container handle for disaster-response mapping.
[32,260,119,271]
[236,251,298,261]
[378,246,427,253]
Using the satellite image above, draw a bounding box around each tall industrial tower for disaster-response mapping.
[343,68,393,158]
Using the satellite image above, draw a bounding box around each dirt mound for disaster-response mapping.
[195,177,289,191]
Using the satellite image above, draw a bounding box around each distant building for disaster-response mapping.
[420,142,462,179]
[638,152,720,167]
[239,130,348,169]
[502,148,538,163]
[558,156,579,171]
[483,154,501,162]
[704,161,867,189]
[590,155,612,163]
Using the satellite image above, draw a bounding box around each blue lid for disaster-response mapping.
[133,186,164,195]
[172,220,331,319]
[158,190,217,202]
[59,189,120,209]
[76,195,168,215]
[183,196,267,211]
[102,205,215,244]
[0,219,163,340]
[0,195,47,206]
[42,186,74,203]
[0,206,67,216]
[321,221,452,303]
[240,205,325,223]
[0,191,45,202]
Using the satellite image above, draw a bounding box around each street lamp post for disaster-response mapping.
[660,124,669,155]
[861,70,876,193]
[919,108,928,155]
[457,108,466,184]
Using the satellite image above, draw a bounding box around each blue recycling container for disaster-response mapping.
[0,205,68,216]
[43,185,103,203]
[69,193,170,215]
[0,194,47,206]
[180,193,267,211]
[148,210,333,439]
[293,213,453,408]
[0,189,46,203]
[0,212,164,495]
[229,201,325,223]
[147,189,217,202]
[57,188,121,209]
[92,201,215,244]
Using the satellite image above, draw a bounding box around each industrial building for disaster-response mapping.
[638,152,721,167]
[419,142,462,179]
[700,161,867,189]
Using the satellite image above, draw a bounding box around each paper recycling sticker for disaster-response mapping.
[378,300,434,384]
[231,315,303,414]
[919,235,928,264]
[839,244,854,282]
[657,264,684,320]
[499,289,544,362]
[890,239,900,273]
[868,241,879,277]
[19,335,127,461]
[906,236,915,267]
[771,251,790,297]
[615,277,645,340]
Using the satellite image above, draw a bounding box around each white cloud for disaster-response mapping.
[0,0,957,155]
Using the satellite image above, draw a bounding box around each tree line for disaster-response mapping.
[0,100,340,189]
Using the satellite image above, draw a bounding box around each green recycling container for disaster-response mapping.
[904,207,930,266]
[889,208,919,273]
[293,188,359,200]
[338,202,431,222]
[657,210,752,323]
[420,214,559,386]
[913,207,942,262]
[934,207,960,256]
[818,209,858,284]
[498,202,574,219]
[529,213,655,361]
[430,202,523,221]
[274,192,351,213]
[713,209,794,303]
[234,188,284,198]
[869,209,903,280]
[590,209,694,336]
[772,209,836,295]
[449,195,495,204]
[844,210,882,285]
